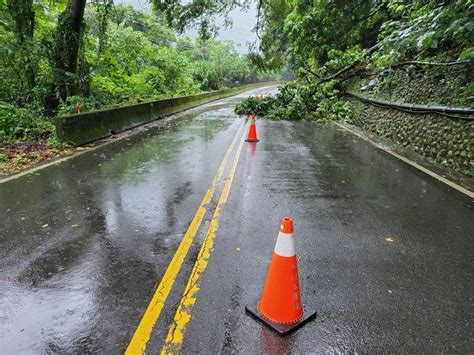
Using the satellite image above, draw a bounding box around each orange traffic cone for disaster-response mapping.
[245,115,259,142]
[246,217,316,335]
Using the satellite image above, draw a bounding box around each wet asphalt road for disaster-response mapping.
[1,86,473,353]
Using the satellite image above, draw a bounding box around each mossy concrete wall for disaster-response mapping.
[348,66,473,176]
[55,82,275,146]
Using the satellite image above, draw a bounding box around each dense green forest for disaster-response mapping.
[0,1,275,155]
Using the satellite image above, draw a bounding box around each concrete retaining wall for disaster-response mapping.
[348,66,473,177]
[55,82,275,146]
[348,99,473,176]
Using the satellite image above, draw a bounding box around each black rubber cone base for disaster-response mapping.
[245,139,259,142]
[245,300,316,336]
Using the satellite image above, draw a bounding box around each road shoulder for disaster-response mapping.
[335,121,473,198]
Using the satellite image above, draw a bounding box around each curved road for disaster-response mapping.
[0,86,472,353]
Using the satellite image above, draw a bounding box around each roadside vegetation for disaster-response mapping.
[0,1,280,173]
[236,0,472,122]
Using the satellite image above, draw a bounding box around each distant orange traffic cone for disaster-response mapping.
[245,115,259,142]
[246,217,316,335]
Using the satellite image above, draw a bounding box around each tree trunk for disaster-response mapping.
[45,0,87,113]
[7,0,36,101]
[7,0,34,43]
[97,0,113,56]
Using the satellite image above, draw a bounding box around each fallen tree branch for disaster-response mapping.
[388,60,471,69]
[336,66,373,82]
[303,74,311,85]
[302,64,320,79]
[317,43,380,84]
[345,91,474,120]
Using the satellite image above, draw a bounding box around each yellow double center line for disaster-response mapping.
[126,120,247,354]
[161,126,246,354]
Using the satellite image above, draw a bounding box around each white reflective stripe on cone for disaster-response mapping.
[274,232,296,257]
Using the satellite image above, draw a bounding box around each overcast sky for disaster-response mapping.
[115,0,259,53]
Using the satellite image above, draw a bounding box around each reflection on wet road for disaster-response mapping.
[0,88,273,353]
[1,85,473,353]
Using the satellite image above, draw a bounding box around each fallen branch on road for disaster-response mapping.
[345,91,474,120]
[317,44,380,84]
[388,60,471,69]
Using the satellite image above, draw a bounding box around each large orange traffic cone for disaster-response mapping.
[246,217,316,335]
[245,115,259,142]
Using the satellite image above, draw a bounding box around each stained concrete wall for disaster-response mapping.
[55,82,275,146]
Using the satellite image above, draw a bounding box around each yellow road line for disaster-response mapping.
[126,120,245,354]
[161,129,246,354]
